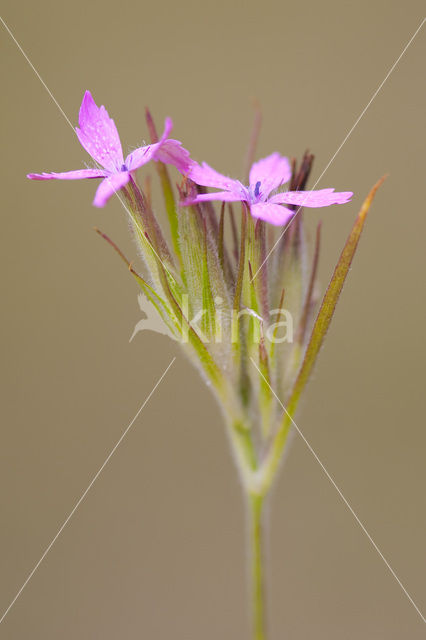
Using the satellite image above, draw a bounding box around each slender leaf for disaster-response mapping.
[201,218,216,337]
[178,205,206,316]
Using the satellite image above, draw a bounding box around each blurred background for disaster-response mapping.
[1,1,425,638]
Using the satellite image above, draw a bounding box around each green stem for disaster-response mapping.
[249,493,267,640]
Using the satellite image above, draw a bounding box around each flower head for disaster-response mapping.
[26,94,385,571]
[27,91,191,207]
[184,152,352,225]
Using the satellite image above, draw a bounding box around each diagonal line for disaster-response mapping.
[251,17,426,282]
[0,16,74,129]
[250,357,426,624]
[0,357,176,625]
[0,15,176,284]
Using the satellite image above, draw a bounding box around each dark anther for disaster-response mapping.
[254,181,261,198]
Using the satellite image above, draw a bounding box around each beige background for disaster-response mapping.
[1,1,425,638]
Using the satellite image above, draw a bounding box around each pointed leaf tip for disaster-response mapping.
[358,175,387,223]
[145,107,159,143]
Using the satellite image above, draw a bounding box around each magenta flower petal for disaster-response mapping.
[125,118,190,173]
[158,116,173,143]
[76,91,124,172]
[27,169,107,181]
[93,172,130,208]
[125,146,156,172]
[249,153,292,197]
[183,190,245,206]
[155,139,193,173]
[187,162,242,192]
[125,119,170,170]
[250,203,295,226]
[126,142,162,172]
[271,189,353,208]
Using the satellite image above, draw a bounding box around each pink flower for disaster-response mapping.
[184,153,353,226]
[28,91,191,207]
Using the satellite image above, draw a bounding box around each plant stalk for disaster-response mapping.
[248,492,267,640]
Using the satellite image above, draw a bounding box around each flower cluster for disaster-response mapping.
[28,90,358,493]
[29,91,351,221]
